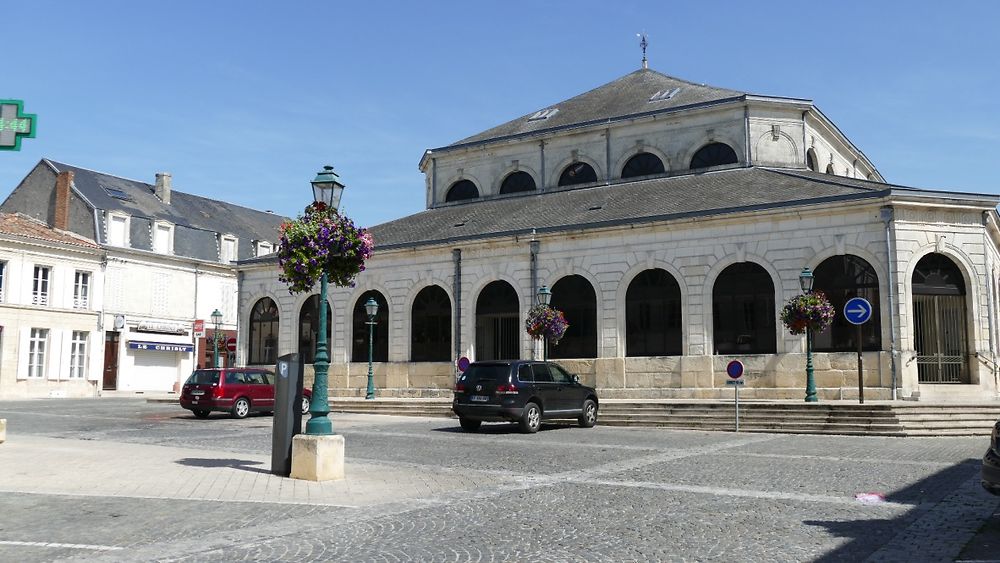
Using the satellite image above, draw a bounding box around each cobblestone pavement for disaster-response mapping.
[0,399,998,562]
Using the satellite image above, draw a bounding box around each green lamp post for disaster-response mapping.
[364,297,379,400]
[537,285,551,361]
[210,308,223,368]
[799,267,817,403]
[305,166,345,436]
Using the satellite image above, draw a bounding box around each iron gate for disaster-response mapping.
[914,294,968,383]
[476,314,519,360]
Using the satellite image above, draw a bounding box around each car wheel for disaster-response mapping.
[519,402,541,434]
[578,399,597,428]
[301,396,311,415]
[192,409,210,419]
[459,418,481,432]
[231,397,251,419]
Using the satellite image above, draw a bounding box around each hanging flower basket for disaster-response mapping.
[781,291,835,335]
[277,202,374,294]
[525,304,569,345]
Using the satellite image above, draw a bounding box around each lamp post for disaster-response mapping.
[799,267,817,403]
[305,165,346,436]
[210,308,223,368]
[537,285,551,361]
[364,297,379,400]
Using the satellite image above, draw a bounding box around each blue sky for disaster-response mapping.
[4,1,998,228]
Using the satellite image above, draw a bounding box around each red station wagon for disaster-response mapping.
[179,368,312,419]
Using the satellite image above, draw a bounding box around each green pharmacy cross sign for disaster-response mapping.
[0,100,36,151]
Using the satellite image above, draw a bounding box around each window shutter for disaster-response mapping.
[16,327,29,380]
[86,332,99,381]
[48,329,64,380]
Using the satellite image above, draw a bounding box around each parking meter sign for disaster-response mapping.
[726,360,744,379]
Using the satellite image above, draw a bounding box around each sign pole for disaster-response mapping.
[735,381,740,432]
[725,360,744,432]
[857,324,864,404]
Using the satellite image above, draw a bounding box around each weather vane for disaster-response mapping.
[637,33,648,69]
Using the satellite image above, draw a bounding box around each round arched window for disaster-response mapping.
[558,162,598,186]
[690,142,738,169]
[445,180,479,202]
[621,152,665,179]
[499,171,536,195]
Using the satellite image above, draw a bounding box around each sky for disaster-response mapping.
[3,1,999,228]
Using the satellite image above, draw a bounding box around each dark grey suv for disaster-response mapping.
[452,360,599,433]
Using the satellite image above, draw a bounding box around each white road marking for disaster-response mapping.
[0,539,123,551]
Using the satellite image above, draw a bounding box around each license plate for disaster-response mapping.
[191,390,205,396]
[191,399,198,404]
[470,395,489,402]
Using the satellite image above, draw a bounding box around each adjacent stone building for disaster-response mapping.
[239,67,1000,401]
[1,160,285,394]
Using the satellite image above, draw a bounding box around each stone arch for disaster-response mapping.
[903,244,982,360]
[678,133,744,170]
[702,253,783,354]
[242,289,285,363]
[806,147,819,171]
[546,274,599,359]
[408,283,454,363]
[690,142,740,170]
[296,293,334,364]
[350,289,390,363]
[345,281,394,361]
[474,278,522,361]
[540,264,605,358]
[492,164,540,197]
[615,260,690,357]
[551,154,603,189]
[753,129,798,166]
[440,172,485,204]
[805,245,891,352]
[613,145,671,180]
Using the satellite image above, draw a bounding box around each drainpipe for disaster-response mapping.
[530,233,540,360]
[431,157,437,205]
[452,248,462,378]
[743,104,751,166]
[539,141,546,191]
[236,269,244,365]
[605,126,612,185]
[881,206,898,400]
[984,212,998,393]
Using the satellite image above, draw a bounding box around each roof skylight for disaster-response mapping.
[99,183,132,201]
[648,88,681,103]
[527,108,559,121]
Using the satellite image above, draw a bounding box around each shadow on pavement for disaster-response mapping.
[176,457,269,474]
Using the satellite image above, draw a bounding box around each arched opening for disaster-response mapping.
[298,295,332,364]
[499,171,536,195]
[713,262,776,354]
[626,269,682,356]
[806,149,818,171]
[621,152,665,179]
[812,255,882,352]
[549,275,597,359]
[558,162,598,186]
[475,281,519,360]
[445,180,479,202]
[411,285,451,362]
[825,163,836,175]
[912,253,969,383]
[248,297,279,365]
[352,290,389,362]
[690,142,739,170]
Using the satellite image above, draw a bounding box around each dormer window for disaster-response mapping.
[220,235,238,263]
[528,108,559,121]
[648,88,680,102]
[107,212,129,247]
[153,221,174,254]
[256,241,273,257]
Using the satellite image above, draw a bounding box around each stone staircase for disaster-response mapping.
[327,399,1000,436]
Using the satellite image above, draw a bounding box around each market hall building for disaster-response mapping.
[237,66,1000,402]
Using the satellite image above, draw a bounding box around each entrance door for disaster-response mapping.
[103,331,120,390]
[912,253,969,383]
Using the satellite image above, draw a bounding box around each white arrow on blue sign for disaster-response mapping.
[844,297,873,325]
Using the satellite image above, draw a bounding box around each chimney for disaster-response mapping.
[54,170,73,230]
[155,172,172,204]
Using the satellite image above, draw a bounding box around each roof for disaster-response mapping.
[445,69,747,148]
[369,167,993,250]
[46,159,287,261]
[0,212,100,249]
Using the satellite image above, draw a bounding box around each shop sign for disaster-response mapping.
[127,340,194,353]
[136,321,188,335]
[0,100,36,151]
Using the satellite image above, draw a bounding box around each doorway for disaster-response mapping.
[103,331,120,390]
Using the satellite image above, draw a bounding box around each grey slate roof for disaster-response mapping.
[46,159,287,262]
[447,69,746,148]
[369,167,903,250]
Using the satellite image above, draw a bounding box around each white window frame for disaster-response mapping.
[28,328,48,378]
[69,331,88,379]
[32,265,50,306]
[153,220,174,254]
[220,235,238,263]
[73,270,91,309]
[0,260,6,303]
[107,212,130,247]
[256,240,273,257]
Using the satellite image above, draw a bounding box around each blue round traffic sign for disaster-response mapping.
[726,360,744,379]
[844,297,873,325]
[457,357,471,372]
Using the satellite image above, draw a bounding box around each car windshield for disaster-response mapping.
[460,364,510,383]
[185,370,219,385]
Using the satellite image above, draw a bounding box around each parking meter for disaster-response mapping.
[271,353,304,476]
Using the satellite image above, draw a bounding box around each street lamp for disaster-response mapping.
[799,267,817,403]
[364,297,379,400]
[305,166,346,436]
[210,308,223,368]
[537,285,551,361]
